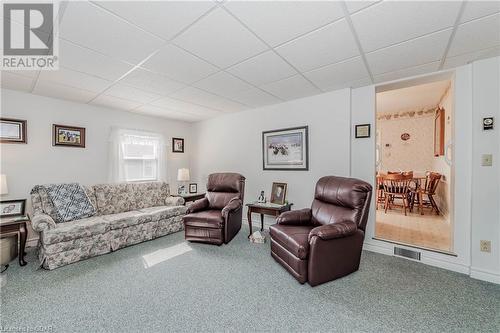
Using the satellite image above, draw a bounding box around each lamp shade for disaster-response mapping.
[177,168,190,182]
[0,174,7,195]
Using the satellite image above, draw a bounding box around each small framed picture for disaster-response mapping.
[53,124,86,148]
[0,199,26,218]
[189,183,198,194]
[172,137,184,153]
[355,124,371,138]
[0,118,27,144]
[270,182,288,205]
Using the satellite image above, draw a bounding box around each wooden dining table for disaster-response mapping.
[377,172,427,215]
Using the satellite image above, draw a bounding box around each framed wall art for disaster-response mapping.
[262,126,308,171]
[0,118,27,144]
[0,199,26,218]
[172,137,184,153]
[355,124,371,138]
[434,108,445,156]
[53,124,86,148]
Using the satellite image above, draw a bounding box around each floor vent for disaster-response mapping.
[394,247,421,260]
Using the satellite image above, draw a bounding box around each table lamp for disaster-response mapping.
[0,174,8,195]
[177,168,190,194]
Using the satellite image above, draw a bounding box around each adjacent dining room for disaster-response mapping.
[374,79,454,253]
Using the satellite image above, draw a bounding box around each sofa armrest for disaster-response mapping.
[31,213,57,232]
[222,198,242,218]
[165,196,185,207]
[308,221,357,242]
[186,197,209,214]
[276,208,312,226]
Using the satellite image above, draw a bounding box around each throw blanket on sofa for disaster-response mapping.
[32,183,95,223]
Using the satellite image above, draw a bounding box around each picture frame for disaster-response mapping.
[172,137,184,153]
[262,126,308,171]
[355,124,371,138]
[189,183,198,194]
[53,124,86,148]
[270,182,288,205]
[0,118,27,144]
[434,108,445,156]
[0,199,26,218]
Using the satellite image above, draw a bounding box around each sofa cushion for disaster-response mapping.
[42,216,110,245]
[129,182,170,209]
[269,224,314,260]
[94,183,136,215]
[101,211,152,230]
[139,205,187,221]
[183,210,224,229]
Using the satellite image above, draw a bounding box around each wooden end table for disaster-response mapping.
[246,202,293,237]
[0,216,29,267]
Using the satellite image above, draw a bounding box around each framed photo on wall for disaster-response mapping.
[262,126,308,171]
[434,107,445,156]
[189,183,198,193]
[0,118,27,144]
[355,124,371,138]
[53,124,86,148]
[270,182,288,205]
[172,137,184,153]
[0,199,26,218]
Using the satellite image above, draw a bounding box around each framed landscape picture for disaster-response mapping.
[262,126,308,171]
[0,199,26,218]
[0,118,27,144]
[172,137,184,153]
[53,124,86,148]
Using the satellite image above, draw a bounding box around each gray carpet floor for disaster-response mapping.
[1,228,499,333]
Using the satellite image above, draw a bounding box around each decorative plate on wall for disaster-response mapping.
[401,133,410,141]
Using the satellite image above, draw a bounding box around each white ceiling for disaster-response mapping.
[376,80,450,115]
[1,0,499,122]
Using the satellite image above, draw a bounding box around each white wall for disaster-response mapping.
[1,89,193,241]
[191,89,351,222]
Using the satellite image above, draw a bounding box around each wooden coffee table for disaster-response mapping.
[246,202,293,237]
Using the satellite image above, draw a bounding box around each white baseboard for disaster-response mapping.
[470,267,500,284]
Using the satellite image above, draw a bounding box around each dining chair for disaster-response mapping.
[382,172,413,216]
[376,174,385,210]
[410,172,442,215]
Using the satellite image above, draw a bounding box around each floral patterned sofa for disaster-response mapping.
[30,182,186,270]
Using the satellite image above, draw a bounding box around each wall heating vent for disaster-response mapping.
[394,247,421,260]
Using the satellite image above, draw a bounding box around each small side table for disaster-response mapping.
[0,216,29,266]
[246,202,293,237]
[176,193,206,205]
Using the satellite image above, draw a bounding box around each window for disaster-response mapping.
[109,128,166,183]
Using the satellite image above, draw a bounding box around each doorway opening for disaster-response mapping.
[374,78,454,254]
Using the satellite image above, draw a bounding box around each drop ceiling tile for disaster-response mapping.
[448,13,500,57]
[141,44,218,84]
[60,1,164,64]
[461,1,500,23]
[276,19,359,72]
[119,69,185,95]
[304,57,369,90]
[104,83,162,104]
[351,1,461,52]
[193,72,254,98]
[1,72,35,92]
[150,96,222,117]
[170,87,248,112]
[444,45,500,69]
[228,88,282,108]
[3,70,39,79]
[135,104,201,122]
[59,40,133,81]
[224,1,344,47]
[227,50,297,86]
[33,81,96,103]
[366,29,452,75]
[345,1,380,14]
[95,1,215,40]
[260,75,320,101]
[173,8,267,68]
[374,61,440,83]
[38,67,112,93]
[90,94,142,111]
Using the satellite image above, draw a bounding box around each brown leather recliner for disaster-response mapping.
[269,176,372,286]
[183,173,245,245]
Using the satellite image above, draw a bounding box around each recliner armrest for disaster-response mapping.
[186,197,209,214]
[222,198,242,217]
[308,221,357,242]
[276,208,312,225]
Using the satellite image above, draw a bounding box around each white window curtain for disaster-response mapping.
[108,128,167,183]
